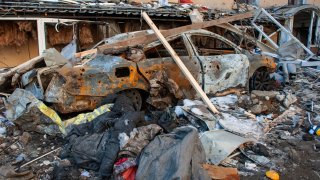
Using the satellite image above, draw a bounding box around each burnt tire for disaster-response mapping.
[250,69,275,91]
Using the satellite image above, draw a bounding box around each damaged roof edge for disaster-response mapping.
[270,4,320,18]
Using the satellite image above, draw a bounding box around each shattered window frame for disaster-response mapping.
[186,32,242,57]
[144,35,191,58]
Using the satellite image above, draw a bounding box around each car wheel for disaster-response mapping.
[250,69,276,91]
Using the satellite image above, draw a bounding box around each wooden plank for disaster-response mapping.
[142,12,220,114]
[75,11,253,58]
[202,164,240,180]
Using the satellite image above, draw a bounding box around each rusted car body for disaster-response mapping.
[44,29,276,113]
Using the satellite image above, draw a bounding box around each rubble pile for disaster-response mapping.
[1,63,319,179]
[0,5,320,179]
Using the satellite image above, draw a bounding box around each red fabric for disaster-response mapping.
[121,166,137,180]
[115,158,128,165]
[115,158,137,180]
[179,0,193,3]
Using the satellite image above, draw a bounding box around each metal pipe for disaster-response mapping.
[260,8,314,57]
[307,11,315,49]
[307,112,313,126]
[251,22,279,48]
[282,62,290,84]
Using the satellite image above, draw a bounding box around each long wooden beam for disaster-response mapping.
[75,11,253,58]
[142,12,220,114]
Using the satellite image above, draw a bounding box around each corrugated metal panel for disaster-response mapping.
[0,2,190,19]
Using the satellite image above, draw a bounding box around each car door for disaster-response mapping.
[185,31,250,94]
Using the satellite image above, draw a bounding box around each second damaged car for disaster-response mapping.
[29,29,277,113]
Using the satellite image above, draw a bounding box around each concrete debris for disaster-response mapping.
[10,144,18,150]
[282,93,297,108]
[43,160,51,166]
[219,112,264,139]
[0,126,6,137]
[0,5,319,179]
[210,94,238,111]
[19,132,32,146]
[251,90,280,98]
[250,104,269,114]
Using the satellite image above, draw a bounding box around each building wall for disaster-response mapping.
[192,0,235,10]
[307,0,320,6]
[0,38,39,68]
[258,0,289,8]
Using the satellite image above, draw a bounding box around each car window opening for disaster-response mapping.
[191,35,235,56]
[145,37,188,58]
[115,67,130,78]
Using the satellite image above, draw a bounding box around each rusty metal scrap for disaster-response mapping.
[44,29,276,113]
[147,70,183,109]
[247,54,276,77]
[44,55,149,113]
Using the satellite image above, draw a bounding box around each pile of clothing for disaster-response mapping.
[59,95,209,179]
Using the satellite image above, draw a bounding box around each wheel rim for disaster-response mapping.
[252,70,275,91]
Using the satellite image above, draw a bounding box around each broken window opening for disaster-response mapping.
[190,35,235,56]
[292,11,318,48]
[115,67,130,78]
[288,0,305,5]
[145,37,189,58]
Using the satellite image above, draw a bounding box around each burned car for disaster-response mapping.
[40,29,276,113]
[0,29,276,114]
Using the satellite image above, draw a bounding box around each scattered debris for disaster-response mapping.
[0,165,34,180]
[200,130,254,165]
[0,4,319,179]
[19,132,31,146]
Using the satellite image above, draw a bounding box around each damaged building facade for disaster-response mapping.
[1,0,320,67]
[0,0,320,180]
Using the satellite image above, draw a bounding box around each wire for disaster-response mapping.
[55,21,76,33]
